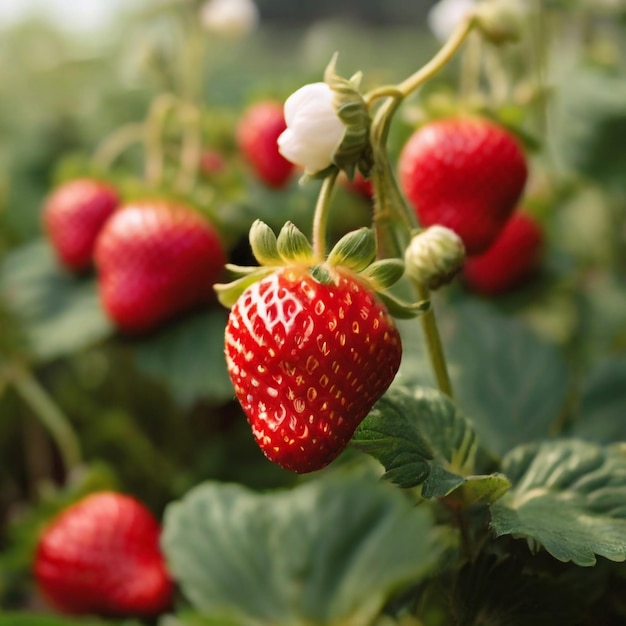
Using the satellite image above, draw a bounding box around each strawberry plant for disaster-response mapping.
[1,0,626,625]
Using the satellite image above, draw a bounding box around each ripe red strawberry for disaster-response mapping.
[462,212,544,295]
[236,101,295,188]
[43,178,119,271]
[95,200,226,333]
[398,117,528,255]
[225,266,402,473]
[34,492,173,618]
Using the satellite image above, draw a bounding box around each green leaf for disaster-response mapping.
[0,240,113,361]
[490,439,626,566]
[133,309,233,408]
[276,221,314,264]
[352,387,477,496]
[327,227,376,272]
[446,300,570,459]
[553,66,626,190]
[567,357,626,443]
[162,475,443,626]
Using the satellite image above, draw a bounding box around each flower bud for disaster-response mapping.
[475,0,526,45]
[405,226,466,290]
[200,0,259,38]
[428,0,476,42]
[277,56,371,177]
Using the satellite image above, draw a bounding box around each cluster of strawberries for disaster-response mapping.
[399,116,544,295]
[34,104,543,621]
[43,182,227,334]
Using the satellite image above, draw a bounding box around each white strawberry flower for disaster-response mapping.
[428,0,476,42]
[277,82,345,176]
[200,0,259,38]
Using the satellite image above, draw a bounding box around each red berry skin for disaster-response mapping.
[95,200,226,333]
[398,118,528,255]
[43,179,119,272]
[462,212,544,295]
[236,101,295,188]
[225,266,402,473]
[34,492,173,618]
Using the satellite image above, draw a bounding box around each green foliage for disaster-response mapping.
[0,241,113,361]
[162,474,444,625]
[445,300,571,460]
[490,439,626,566]
[567,357,626,443]
[133,309,233,408]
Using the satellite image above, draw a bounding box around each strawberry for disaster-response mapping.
[236,100,295,188]
[43,178,119,272]
[462,212,544,295]
[224,265,402,473]
[34,491,173,618]
[95,199,226,333]
[398,117,528,255]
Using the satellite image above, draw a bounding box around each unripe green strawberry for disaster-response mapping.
[398,117,528,255]
[95,200,226,333]
[462,212,544,295]
[34,492,173,618]
[224,265,402,473]
[236,100,295,188]
[43,178,119,272]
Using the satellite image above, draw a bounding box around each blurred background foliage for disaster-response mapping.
[0,0,626,617]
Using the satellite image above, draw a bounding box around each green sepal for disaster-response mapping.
[361,259,405,291]
[324,54,372,177]
[378,291,430,320]
[310,265,334,285]
[249,219,281,265]
[327,227,376,272]
[276,222,314,264]
[214,268,275,308]
[223,263,263,277]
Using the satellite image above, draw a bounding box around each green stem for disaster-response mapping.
[312,169,339,261]
[413,280,453,398]
[9,365,82,473]
[90,123,145,173]
[370,16,476,147]
[145,93,179,186]
[174,102,202,195]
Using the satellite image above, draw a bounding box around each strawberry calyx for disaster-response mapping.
[214,219,429,319]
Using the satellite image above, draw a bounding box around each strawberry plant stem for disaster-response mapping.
[413,281,454,398]
[9,365,82,473]
[312,169,339,260]
[174,103,202,194]
[91,123,145,172]
[145,93,179,186]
